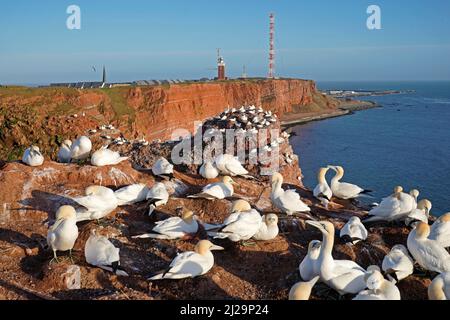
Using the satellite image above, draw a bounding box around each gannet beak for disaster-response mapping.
[210,244,225,251]
[410,221,420,229]
[305,220,323,231]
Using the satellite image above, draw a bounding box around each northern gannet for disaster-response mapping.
[288,276,320,300]
[73,185,118,222]
[298,239,366,282]
[313,167,332,208]
[207,209,262,242]
[428,272,450,300]
[188,176,235,200]
[85,229,128,276]
[353,266,401,300]
[133,210,199,240]
[47,206,78,262]
[199,160,219,179]
[281,131,290,139]
[239,114,248,123]
[231,199,252,213]
[70,136,92,160]
[410,189,420,203]
[270,173,311,216]
[429,213,450,248]
[253,214,279,241]
[148,240,224,280]
[214,154,250,177]
[328,165,371,200]
[57,140,72,163]
[299,240,322,281]
[22,146,44,167]
[203,199,252,231]
[114,183,149,206]
[382,244,414,283]
[152,157,174,180]
[306,220,366,295]
[146,182,169,215]
[340,216,368,245]
[91,146,128,167]
[364,186,418,223]
[405,199,432,226]
[407,222,450,273]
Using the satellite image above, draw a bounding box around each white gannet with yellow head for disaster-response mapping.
[152,157,174,180]
[313,167,332,208]
[203,199,251,231]
[340,216,368,245]
[199,160,219,179]
[364,186,418,223]
[206,200,261,241]
[289,276,320,300]
[252,214,279,241]
[70,136,92,161]
[299,240,322,281]
[91,145,128,167]
[148,240,224,280]
[429,213,450,248]
[188,176,236,200]
[114,183,149,206]
[214,154,249,177]
[305,220,366,295]
[146,182,169,207]
[382,244,414,283]
[72,185,118,222]
[207,206,262,242]
[407,222,450,273]
[405,199,432,226]
[133,210,199,240]
[84,229,128,276]
[47,205,79,262]
[299,238,368,282]
[328,165,371,200]
[428,272,450,300]
[22,145,44,167]
[57,140,72,163]
[271,172,310,216]
[353,266,401,300]
[231,199,252,213]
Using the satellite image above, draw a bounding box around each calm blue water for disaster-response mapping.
[290,81,450,215]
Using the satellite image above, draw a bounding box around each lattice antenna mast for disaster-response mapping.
[268,13,275,79]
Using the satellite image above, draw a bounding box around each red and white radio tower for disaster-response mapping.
[268,13,275,79]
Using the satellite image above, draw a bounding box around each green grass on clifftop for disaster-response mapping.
[100,87,135,122]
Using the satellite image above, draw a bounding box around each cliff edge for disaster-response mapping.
[0,79,338,161]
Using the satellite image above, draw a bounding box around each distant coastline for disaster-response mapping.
[321,89,415,99]
[281,99,380,128]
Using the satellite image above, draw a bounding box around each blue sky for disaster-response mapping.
[1,0,450,84]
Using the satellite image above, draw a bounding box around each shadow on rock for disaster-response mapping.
[18,190,79,222]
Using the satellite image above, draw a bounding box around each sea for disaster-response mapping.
[290,81,450,216]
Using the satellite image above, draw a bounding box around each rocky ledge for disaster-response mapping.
[0,129,432,301]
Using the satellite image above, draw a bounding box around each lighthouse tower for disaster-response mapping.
[217,49,226,80]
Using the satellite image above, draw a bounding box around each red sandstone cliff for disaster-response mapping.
[128,79,326,140]
[0,79,338,160]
